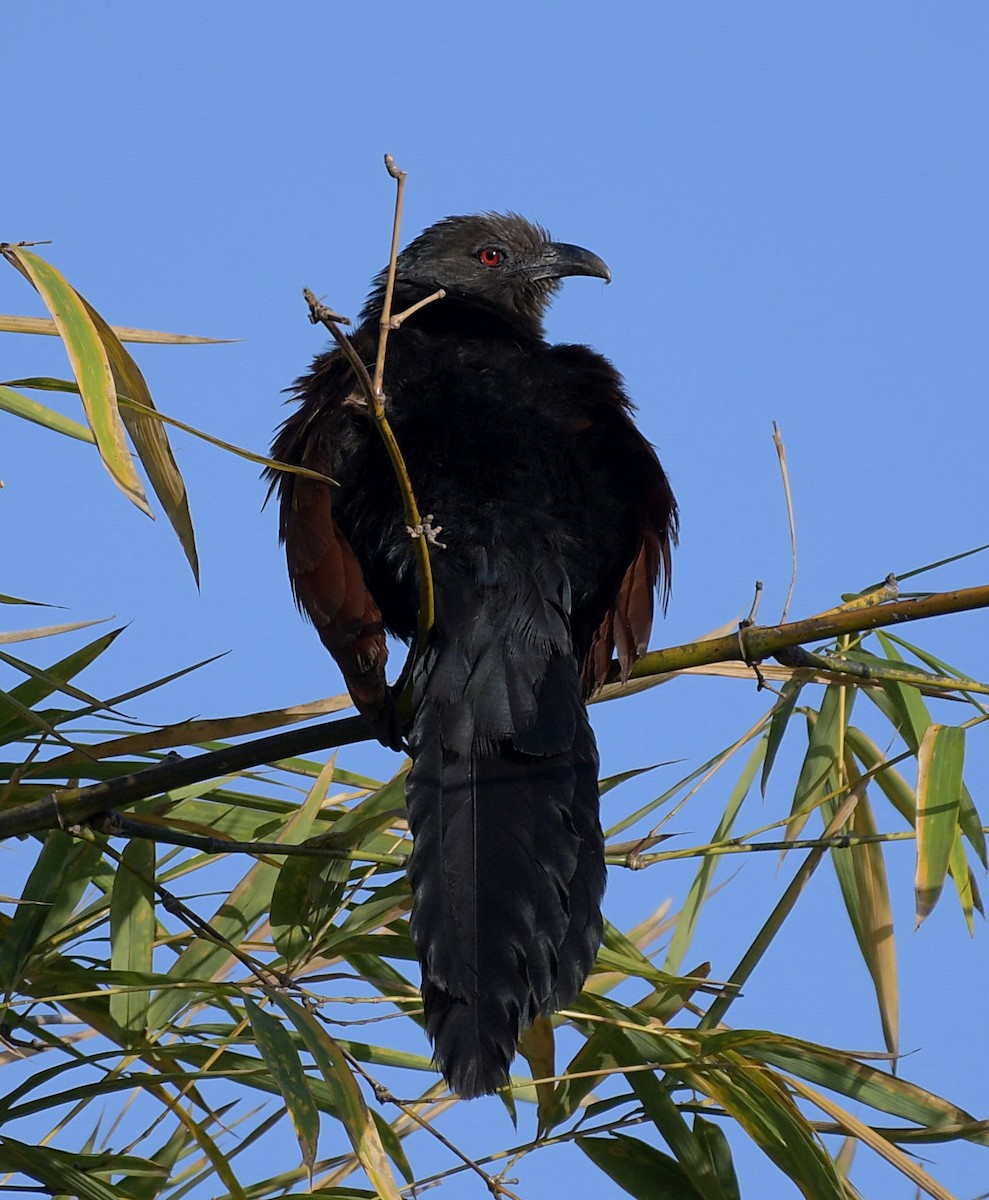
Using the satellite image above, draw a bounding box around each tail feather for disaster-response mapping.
[404,557,604,1097]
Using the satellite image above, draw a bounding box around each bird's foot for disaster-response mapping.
[407,514,447,549]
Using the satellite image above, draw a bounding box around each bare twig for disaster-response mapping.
[610,825,989,867]
[70,824,296,992]
[303,156,440,650]
[388,287,446,329]
[335,1043,525,1200]
[773,421,798,622]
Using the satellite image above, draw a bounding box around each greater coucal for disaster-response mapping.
[270,213,677,1096]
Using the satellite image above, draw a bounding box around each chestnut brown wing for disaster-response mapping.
[579,403,677,694]
[269,353,398,746]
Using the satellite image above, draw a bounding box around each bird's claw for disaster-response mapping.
[407,514,447,549]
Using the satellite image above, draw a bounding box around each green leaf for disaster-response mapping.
[578,1134,705,1200]
[109,839,156,1039]
[0,627,122,740]
[0,313,230,343]
[665,738,764,973]
[272,993,403,1200]
[271,759,347,962]
[145,781,324,1030]
[245,998,319,1179]
[761,678,802,797]
[0,592,52,605]
[915,724,965,926]
[947,830,981,934]
[735,1031,988,1143]
[697,1059,846,1199]
[0,830,103,994]
[787,685,852,842]
[0,1136,127,1200]
[826,759,898,1056]
[692,1116,741,1200]
[0,383,94,441]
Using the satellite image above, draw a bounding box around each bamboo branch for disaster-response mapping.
[3,583,989,840]
[630,584,989,679]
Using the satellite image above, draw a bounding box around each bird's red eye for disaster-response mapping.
[477,246,503,267]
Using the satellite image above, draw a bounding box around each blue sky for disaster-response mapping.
[4,4,989,1196]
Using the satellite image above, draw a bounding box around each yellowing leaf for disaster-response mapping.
[273,993,402,1200]
[3,246,150,514]
[82,300,199,582]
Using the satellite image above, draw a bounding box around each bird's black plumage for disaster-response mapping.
[270,213,677,1096]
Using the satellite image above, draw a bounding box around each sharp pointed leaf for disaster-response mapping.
[915,725,965,926]
[109,839,156,1038]
[3,246,150,514]
[244,998,319,1179]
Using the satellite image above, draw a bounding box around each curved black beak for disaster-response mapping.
[524,241,612,284]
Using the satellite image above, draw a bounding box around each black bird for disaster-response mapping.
[270,213,677,1097]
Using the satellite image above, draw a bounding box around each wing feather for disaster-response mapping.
[268,354,397,744]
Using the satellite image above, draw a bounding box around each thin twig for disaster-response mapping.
[69,825,297,991]
[336,1044,525,1200]
[773,421,798,622]
[609,824,989,867]
[303,156,439,649]
[85,810,409,867]
[388,287,446,329]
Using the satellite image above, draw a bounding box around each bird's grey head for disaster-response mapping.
[363,212,611,336]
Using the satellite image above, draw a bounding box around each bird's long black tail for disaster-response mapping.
[404,556,605,1097]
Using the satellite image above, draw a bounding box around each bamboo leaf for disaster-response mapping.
[244,998,319,1180]
[915,724,965,926]
[762,678,802,797]
[845,727,916,825]
[271,759,344,962]
[81,300,200,582]
[370,1108,415,1186]
[692,1116,742,1200]
[873,632,931,750]
[518,1014,557,1128]
[947,830,980,934]
[578,1134,705,1200]
[0,312,230,343]
[735,1032,988,1143]
[3,246,151,514]
[665,739,764,973]
[145,782,324,1030]
[109,839,156,1039]
[0,1136,125,1200]
[787,685,850,843]
[827,766,898,1057]
[273,993,402,1200]
[697,1059,846,1200]
[0,618,108,645]
[0,627,123,739]
[0,592,52,606]
[787,1075,958,1200]
[0,383,94,441]
[0,831,104,995]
